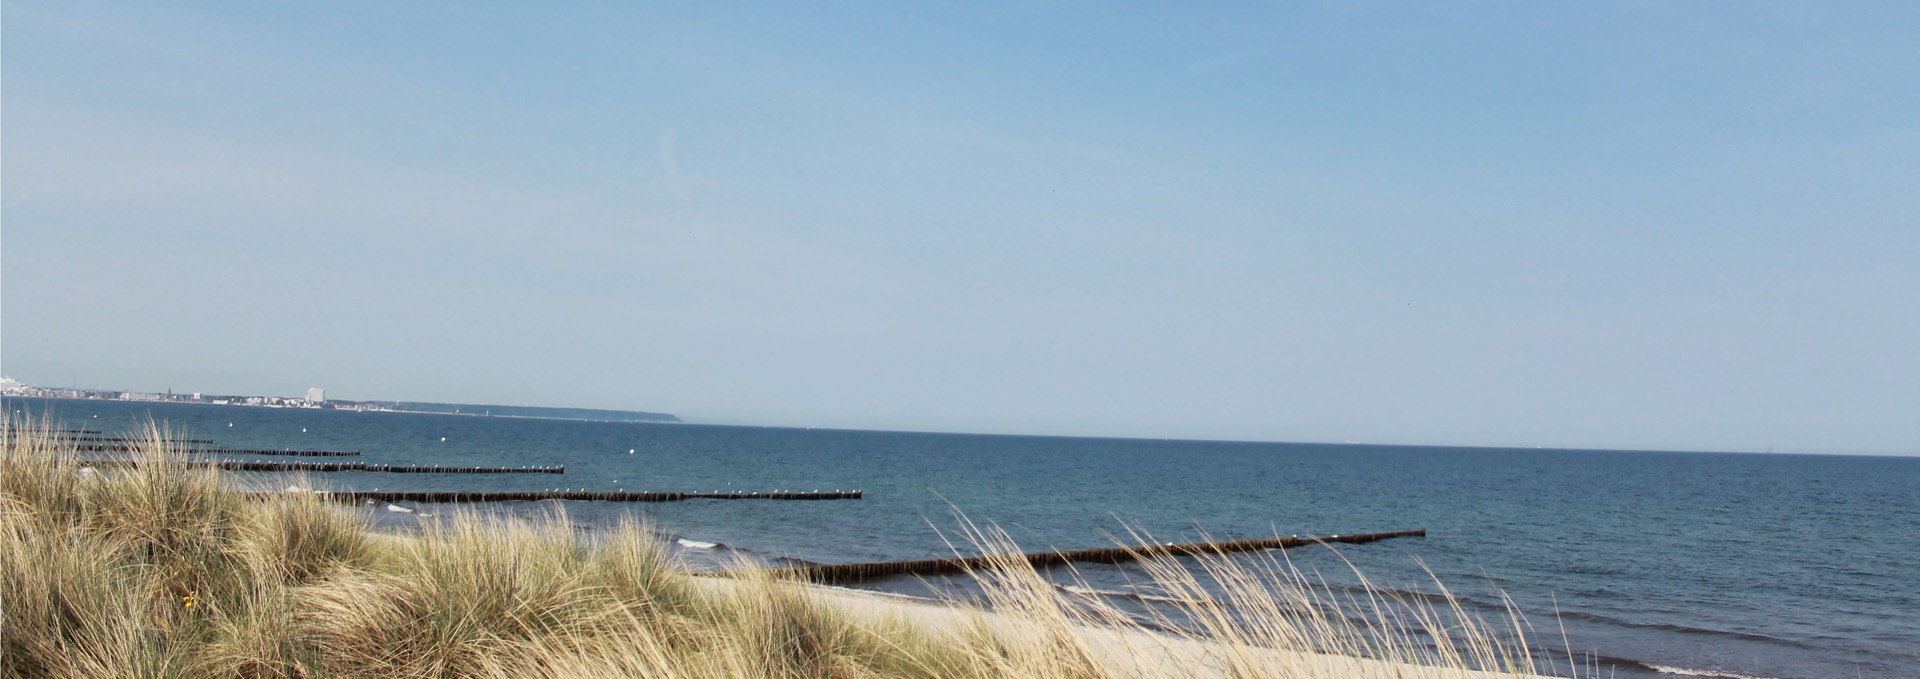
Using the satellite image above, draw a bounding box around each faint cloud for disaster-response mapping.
[1183,43,1279,77]
[660,128,690,202]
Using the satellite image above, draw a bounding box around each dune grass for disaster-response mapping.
[1,415,1558,678]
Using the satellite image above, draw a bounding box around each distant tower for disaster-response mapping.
[306,387,326,403]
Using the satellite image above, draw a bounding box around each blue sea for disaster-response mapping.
[12,397,1917,678]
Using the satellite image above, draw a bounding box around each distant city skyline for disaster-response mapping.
[4,2,1917,455]
[1,377,680,423]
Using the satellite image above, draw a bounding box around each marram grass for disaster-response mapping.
[1,415,1562,678]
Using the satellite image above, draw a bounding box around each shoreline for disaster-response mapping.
[350,506,1783,679]
[350,517,1553,678]
[692,574,1554,679]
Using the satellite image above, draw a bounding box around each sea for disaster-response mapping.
[9,397,1916,679]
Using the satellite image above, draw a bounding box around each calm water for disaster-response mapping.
[13,398,1918,678]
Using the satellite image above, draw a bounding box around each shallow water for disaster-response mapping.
[15,397,1917,678]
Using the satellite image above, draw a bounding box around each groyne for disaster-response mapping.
[79,460,562,474]
[72,444,361,456]
[59,435,217,444]
[187,448,361,457]
[759,529,1427,584]
[261,489,862,503]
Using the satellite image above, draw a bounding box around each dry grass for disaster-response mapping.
[1,415,1559,678]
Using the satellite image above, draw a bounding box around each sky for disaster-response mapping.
[3,1,1917,454]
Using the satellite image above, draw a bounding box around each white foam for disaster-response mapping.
[676,538,718,550]
[1059,584,1117,596]
[1128,587,1186,604]
[384,504,415,514]
[1054,583,1190,604]
[1645,664,1779,679]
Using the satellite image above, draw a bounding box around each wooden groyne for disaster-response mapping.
[186,448,362,457]
[71,444,361,456]
[61,435,217,444]
[4,428,107,436]
[760,529,1427,584]
[79,460,562,474]
[262,489,863,503]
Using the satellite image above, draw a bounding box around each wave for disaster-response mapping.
[651,528,740,553]
[1324,583,1472,607]
[1643,663,1781,679]
[1058,584,1131,598]
[1524,648,1787,679]
[1055,583,1187,604]
[1549,610,1816,649]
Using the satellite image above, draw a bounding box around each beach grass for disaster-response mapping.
[1,416,1558,678]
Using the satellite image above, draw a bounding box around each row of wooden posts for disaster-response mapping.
[258,489,864,503]
[79,459,563,474]
[59,435,218,444]
[756,529,1428,584]
[72,444,363,456]
[41,428,237,446]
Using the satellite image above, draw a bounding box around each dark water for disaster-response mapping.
[11,397,1917,678]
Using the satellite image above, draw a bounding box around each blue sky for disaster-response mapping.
[4,1,1916,454]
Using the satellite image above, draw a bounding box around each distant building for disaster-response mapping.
[306,387,326,404]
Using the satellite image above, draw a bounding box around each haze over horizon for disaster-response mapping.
[4,2,1917,455]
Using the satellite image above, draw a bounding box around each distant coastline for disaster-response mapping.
[0,378,680,424]
[349,400,680,424]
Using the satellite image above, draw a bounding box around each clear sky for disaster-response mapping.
[4,1,1916,454]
